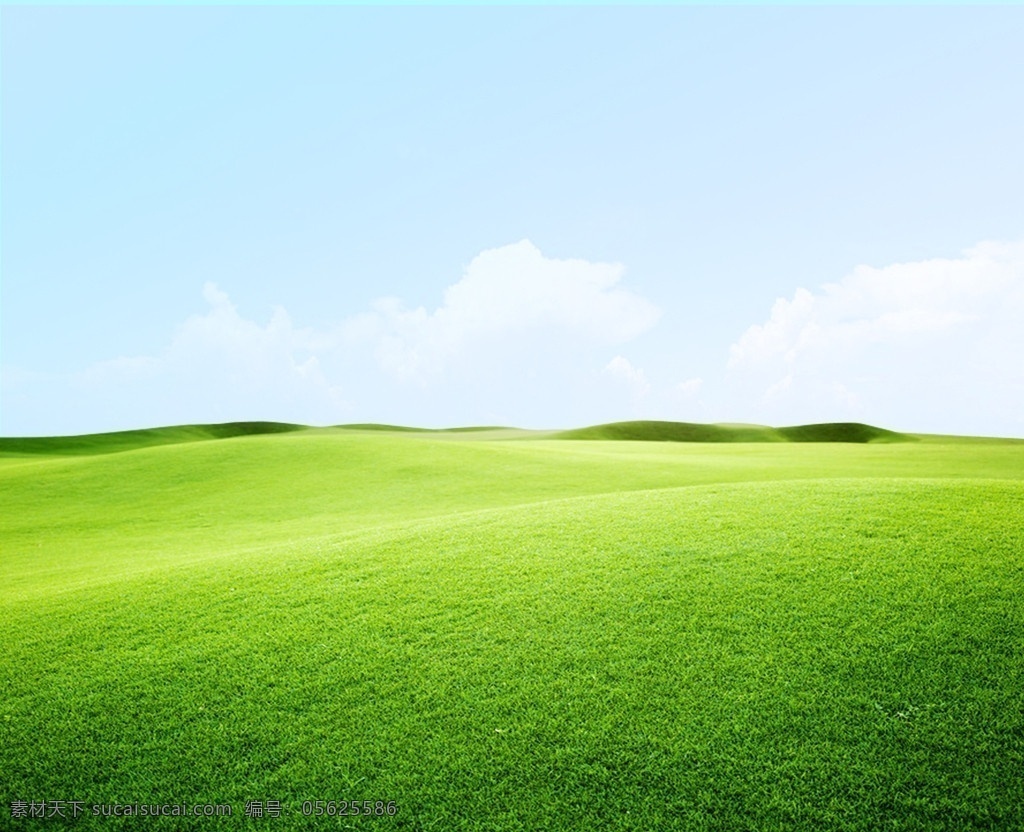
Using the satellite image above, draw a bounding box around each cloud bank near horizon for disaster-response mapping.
[724,240,1024,432]
[4,238,1023,437]
[10,241,660,432]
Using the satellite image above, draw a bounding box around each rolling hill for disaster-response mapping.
[2,422,1022,830]
[554,419,912,443]
[0,418,915,461]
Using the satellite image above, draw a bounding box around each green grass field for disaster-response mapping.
[2,422,1023,830]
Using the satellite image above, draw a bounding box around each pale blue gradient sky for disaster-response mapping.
[3,6,1023,436]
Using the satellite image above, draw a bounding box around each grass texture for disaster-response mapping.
[2,423,1023,830]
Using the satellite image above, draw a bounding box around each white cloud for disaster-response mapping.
[58,241,659,432]
[726,239,1024,432]
[75,282,347,426]
[603,355,651,399]
[730,240,1024,370]
[352,239,660,380]
[163,282,330,384]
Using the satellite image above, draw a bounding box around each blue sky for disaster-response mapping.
[3,5,1023,436]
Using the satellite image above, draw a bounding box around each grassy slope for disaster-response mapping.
[2,427,1024,830]
[3,431,1020,599]
[0,419,916,459]
[0,421,307,457]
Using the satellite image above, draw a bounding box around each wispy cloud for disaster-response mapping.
[676,377,703,397]
[75,282,346,426]
[603,355,651,399]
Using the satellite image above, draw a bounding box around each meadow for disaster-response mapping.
[2,422,1022,830]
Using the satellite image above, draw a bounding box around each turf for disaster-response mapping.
[2,424,1023,830]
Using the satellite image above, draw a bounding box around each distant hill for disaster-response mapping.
[0,421,307,457]
[0,418,918,458]
[555,420,912,443]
